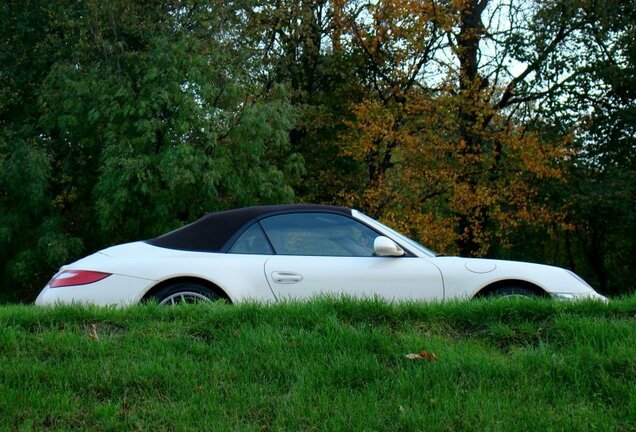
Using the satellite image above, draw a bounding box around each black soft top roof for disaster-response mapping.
[147,204,351,252]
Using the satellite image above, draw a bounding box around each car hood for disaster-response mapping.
[430,256,603,299]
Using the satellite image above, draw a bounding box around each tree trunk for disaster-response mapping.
[455,0,489,256]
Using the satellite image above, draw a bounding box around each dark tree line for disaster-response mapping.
[1,0,634,301]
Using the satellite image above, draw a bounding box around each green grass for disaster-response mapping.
[1,297,636,431]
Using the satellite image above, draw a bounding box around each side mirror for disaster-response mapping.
[374,236,405,257]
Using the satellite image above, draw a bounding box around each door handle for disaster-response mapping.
[271,271,303,284]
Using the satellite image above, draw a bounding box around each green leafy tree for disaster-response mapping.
[485,0,635,295]
[246,0,366,202]
[0,0,301,301]
[546,0,635,295]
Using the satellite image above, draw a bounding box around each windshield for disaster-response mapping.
[353,211,437,258]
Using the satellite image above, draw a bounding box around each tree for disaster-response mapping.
[451,0,635,294]
[254,0,618,261]
[534,0,636,294]
[0,0,301,301]
[246,0,368,202]
[326,0,578,256]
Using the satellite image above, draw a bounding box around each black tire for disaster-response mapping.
[150,282,220,305]
[486,286,538,298]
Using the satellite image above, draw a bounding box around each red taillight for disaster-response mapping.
[49,270,111,288]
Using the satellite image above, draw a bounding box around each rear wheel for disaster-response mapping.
[486,286,538,298]
[150,282,220,305]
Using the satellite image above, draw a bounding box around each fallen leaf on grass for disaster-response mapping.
[405,350,438,361]
[88,324,99,340]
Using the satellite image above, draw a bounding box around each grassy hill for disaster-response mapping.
[1,297,635,431]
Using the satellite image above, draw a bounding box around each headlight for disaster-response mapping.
[554,292,576,300]
[553,290,608,302]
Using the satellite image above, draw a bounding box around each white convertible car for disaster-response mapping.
[35,204,606,306]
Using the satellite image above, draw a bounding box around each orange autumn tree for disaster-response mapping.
[341,89,567,256]
[334,0,578,256]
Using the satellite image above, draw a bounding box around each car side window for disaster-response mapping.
[228,223,274,255]
[259,213,378,256]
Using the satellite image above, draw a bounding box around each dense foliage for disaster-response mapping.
[0,0,301,300]
[1,0,634,301]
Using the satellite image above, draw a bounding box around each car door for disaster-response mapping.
[258,212,444,301]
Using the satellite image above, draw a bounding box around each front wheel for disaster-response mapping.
[150,282,220,305]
